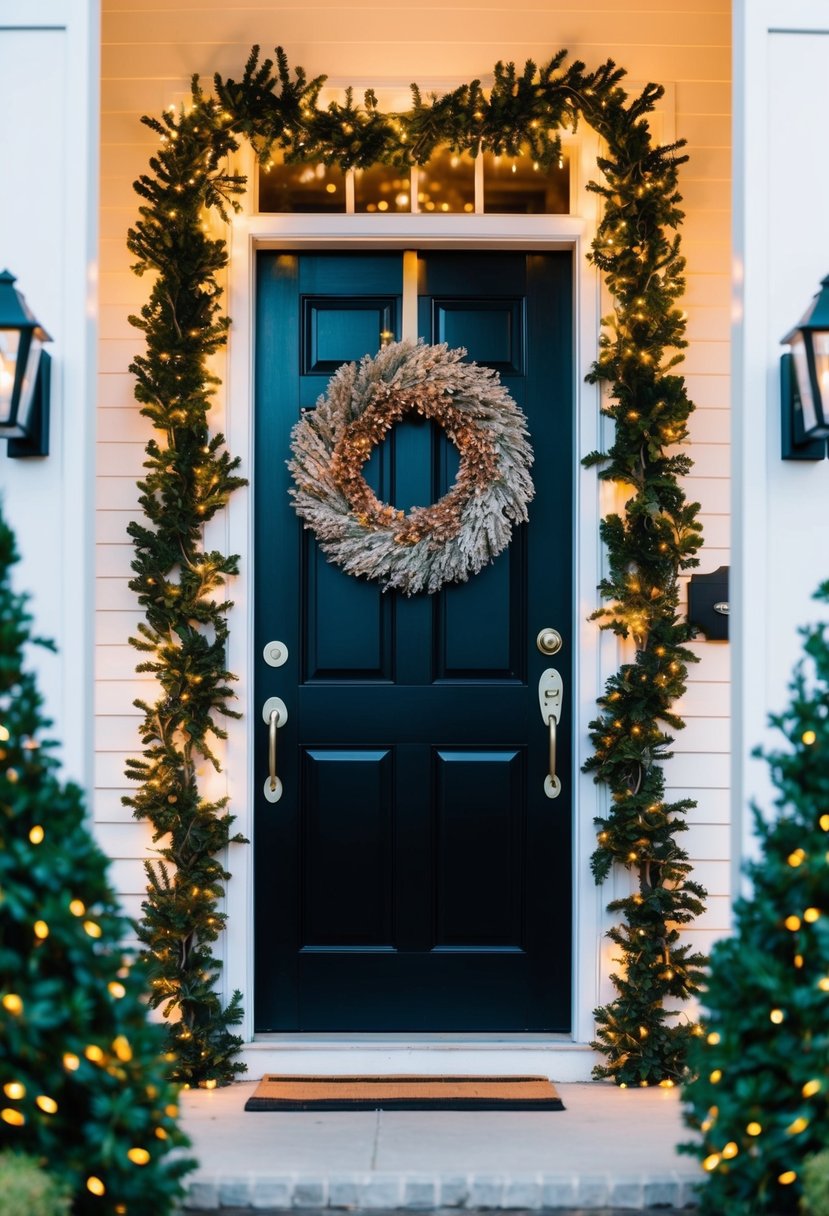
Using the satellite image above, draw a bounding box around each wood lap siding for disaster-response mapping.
[96,1,732,965]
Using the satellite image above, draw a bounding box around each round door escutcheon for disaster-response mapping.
[262,696,288,726]
[263,640,289,667]
[544,774,562,799]
[263,775,283,804]
[537,627,563,656]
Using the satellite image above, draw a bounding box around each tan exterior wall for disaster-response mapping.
[96,1,731,976]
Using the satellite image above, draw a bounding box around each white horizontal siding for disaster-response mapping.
[97,0,733,1000]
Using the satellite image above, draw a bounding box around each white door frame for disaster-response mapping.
[215,135,621,1077]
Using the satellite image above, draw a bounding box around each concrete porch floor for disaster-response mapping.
[180,1082,702,1211]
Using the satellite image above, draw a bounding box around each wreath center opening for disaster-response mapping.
[330,381,500,546]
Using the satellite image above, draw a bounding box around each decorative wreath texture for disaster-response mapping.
[288,340,535,595]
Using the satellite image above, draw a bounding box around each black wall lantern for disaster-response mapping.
[781,273,829,460]
[0,269,51,458]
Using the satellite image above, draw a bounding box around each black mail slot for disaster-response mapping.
[688,565,729,641]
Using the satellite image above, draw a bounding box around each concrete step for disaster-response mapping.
[179,1081,702,1212]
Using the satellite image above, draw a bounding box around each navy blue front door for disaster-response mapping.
[254,251,572,1031]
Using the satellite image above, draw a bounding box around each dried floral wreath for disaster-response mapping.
[288,340,534,595]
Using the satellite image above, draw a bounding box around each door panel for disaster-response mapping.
[254,250,572,1032]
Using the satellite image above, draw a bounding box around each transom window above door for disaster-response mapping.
[257,146,571,215]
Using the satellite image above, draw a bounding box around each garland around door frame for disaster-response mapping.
[125,44,706,1087]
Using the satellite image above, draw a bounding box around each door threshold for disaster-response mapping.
[251,1032,577,1044]
[242,1035,597,1082]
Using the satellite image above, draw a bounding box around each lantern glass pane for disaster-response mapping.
[791,333,818,433]
[813,330,829,425]
[0,329,21,426]
[16,336,42,433]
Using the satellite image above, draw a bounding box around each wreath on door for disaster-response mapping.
[287,340,534,595]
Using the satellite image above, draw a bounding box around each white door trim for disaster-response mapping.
[216,136,616,1076]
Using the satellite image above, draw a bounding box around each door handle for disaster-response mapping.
[538,669,563,799]
[262,696,288,803]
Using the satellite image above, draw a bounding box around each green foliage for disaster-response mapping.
[126,87,248,1087]
[577,71,706,1085]
[128,44,704,1085]
[0,1152,72,1216]
[682,587,829,1214]
[0,509,192,1214]
[801,1149,829,1216]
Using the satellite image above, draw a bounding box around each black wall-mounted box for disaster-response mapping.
[688,565,729,641]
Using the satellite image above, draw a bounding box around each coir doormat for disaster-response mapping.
[244,1074,564,1111]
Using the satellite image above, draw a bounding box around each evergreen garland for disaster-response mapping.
[125,87,248,1085]
[126,44,705,1084]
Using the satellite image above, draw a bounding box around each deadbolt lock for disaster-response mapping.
[536,627,563,656]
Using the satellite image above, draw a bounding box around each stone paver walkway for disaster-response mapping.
[180,1082,701,1210]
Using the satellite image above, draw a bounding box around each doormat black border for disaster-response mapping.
[244,1074,565,1112]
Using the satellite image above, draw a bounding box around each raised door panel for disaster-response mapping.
[300,748,394,947]
[433,748,525,948]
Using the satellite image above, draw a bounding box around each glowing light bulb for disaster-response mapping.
[113,1036,132,1062]
[127,1147,151,1165]
[3,1082,24,1100]
[29,825,44,844]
